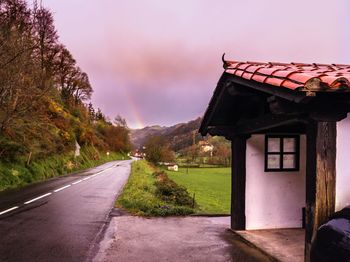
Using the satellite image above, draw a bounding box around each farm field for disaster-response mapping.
[167,167,231,214]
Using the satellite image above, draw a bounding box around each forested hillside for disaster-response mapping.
[131,117,203,151]
[131,117,231,166]
[0,1,131,190]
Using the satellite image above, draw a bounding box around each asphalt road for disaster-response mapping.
[0,160,131,262]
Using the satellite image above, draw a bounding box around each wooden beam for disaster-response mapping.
[226,74,308,103]
[207,126,234,137]
[305,121,336,262]
[309,111,347,122]
[233,114,307,135]
[207,114,307,137]
[268,96,306,114]
[199,74,230,135]
[230,136,247,230]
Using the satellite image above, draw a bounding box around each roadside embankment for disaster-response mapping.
[0,146,128,192]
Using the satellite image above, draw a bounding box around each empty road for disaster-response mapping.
[0,160,131,262]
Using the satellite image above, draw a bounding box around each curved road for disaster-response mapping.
[0,160,131,262]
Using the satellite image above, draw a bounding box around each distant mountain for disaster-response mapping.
[130,125,168,149]
[130,117,204,151]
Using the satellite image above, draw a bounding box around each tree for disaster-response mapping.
[114,115,127,127]
[0,0,43,134]
[214,143,231,166]
[0,0,129,163]
[32,4,59,91]
[87,102,95,121]
[144,135,175,165]
[95,108,105,121]
[209,136,231,166]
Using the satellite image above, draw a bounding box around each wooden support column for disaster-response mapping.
[305,121,336,262]
[231,135,247,230]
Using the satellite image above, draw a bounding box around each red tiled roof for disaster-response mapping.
[224,60,350,91]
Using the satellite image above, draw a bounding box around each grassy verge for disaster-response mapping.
[0,146,128,192]
[116,160,195,216]
[166,167,231,214]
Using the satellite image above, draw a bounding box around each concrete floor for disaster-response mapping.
[93,215,274,262]
[235,229,305,262]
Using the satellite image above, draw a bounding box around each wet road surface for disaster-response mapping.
[0,160,131,262]
[94,216,273,262]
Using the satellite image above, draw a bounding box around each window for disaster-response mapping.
[265,135,300,172]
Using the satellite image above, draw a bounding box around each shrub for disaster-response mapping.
[154,171,195,207]
[116,161,196,216]
[0,137,25,162]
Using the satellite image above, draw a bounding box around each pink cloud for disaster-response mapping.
[45,0,349,128]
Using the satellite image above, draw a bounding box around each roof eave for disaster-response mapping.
[199,73,230,136]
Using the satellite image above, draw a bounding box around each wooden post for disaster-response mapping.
[231,136,247,230]
[305,121,336,262]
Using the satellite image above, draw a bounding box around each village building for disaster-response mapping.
[198,141,214,156]
[199,58,350,262]
[167,164,179,172]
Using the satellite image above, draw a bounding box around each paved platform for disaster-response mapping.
[94,215,273,262]
[235,228,305,262]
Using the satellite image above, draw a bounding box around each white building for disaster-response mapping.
[200,59,350,262]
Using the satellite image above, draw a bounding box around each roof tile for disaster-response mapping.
[224,59,350,91]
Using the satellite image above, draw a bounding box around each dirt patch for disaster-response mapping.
[93,216,272,262]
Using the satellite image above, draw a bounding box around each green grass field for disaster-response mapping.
[166,167,231,214]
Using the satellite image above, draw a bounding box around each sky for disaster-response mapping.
[43,0,350,129]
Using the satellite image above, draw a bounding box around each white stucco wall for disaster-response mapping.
[336,116,350,211]
[245,135,306,230]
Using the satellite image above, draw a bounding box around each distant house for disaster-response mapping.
[200,58,350,262]
[167,164,179,172]
[158,162,179,172]
[198,141,214,154]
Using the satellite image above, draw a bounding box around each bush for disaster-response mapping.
[153,171,194,207]
[0,137,25,162]
[116,161,196,216]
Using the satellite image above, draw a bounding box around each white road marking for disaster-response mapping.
[24,193,52,204]
[0,164,120,216]
[72,179,83,185]
[53,184,71,193]
[0,206,19,216]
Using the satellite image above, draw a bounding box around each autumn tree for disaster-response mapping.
[114,114,127,127]
[0,0,131,162]
[32,3,59,91]
[144,135,175,165]
[209,137,231,166]
[87,102,95,121]
[0,0,40,133]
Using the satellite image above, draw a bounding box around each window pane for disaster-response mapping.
[283,138,296,152]
[283,154,296,169]
[268,138,280,152]
[267,155,280,169]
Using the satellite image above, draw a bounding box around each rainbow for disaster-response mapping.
[124,88,145,129]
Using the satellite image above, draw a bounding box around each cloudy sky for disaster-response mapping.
[44,0,350,128]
